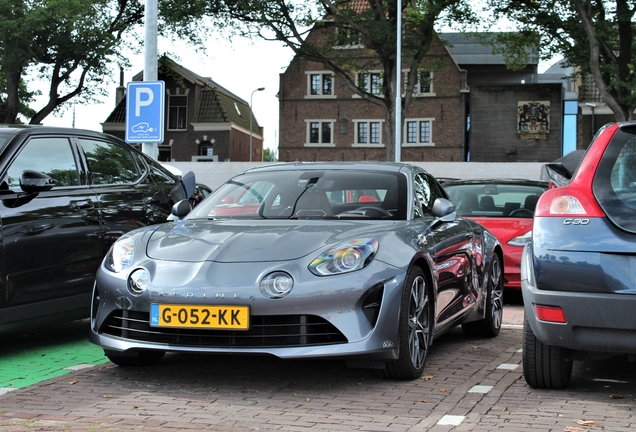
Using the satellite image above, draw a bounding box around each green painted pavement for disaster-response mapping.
[0,319,109,390]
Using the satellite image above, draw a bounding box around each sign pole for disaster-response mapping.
[142,0,159,160]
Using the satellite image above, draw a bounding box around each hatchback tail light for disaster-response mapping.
[535,124,618,219]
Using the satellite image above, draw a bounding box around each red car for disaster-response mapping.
[443,179,548,290]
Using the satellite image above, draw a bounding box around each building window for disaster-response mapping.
[404,119,433,145]
[357,72,382,95]
[334,27,362,48]
[306,72,334,97]
[354,120,382,145]
[404,70,433,96]
[168,95,187,130]
[306,120,335,145]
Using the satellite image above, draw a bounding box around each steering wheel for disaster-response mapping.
[356,206,392,217]
[508,208,534,218]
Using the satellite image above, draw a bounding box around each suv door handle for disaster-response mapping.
[70,199,94,210]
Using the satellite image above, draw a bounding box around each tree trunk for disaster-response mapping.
[3,69,21,124]
[574,0,628,122]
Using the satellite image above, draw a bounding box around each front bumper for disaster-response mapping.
[89,258,407,361]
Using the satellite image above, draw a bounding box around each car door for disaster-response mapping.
[0,135,102,326]
[412,172,476,328]
[75,137,176,246]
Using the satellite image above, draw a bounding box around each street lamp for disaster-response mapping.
[250,87,265,162]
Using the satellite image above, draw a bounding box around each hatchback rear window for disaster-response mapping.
[593,126,636,233]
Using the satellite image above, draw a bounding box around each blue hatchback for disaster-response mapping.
[522,121,636,389]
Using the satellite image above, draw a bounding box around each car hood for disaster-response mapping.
[146,219,392,263]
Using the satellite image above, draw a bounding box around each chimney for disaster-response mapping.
[115,67,125,105]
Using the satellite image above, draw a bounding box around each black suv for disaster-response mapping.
[0,125,194,333]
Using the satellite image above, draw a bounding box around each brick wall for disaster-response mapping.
[278,29,465,162]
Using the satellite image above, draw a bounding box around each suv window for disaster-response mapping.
[6,137,79,189]
[594,127,636,233]
[79,139,140,185]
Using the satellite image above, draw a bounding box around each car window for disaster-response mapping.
[188,170,406,220]
[444,183,547,217]
[593,127,636,232]
[78,139,140,185]
[5,137,79,190]
[414,173,445,217]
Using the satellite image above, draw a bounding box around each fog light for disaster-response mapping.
[128,268,150,295]
[260,271,294,299]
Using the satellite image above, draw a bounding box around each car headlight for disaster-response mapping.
[260,271,294,299]
[507,230,532,247]
[105,236,135,273]
[309,238,378,276]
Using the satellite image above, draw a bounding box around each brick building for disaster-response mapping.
[279,27,569,163]
[278,25,468,162]
[102,56,264,162]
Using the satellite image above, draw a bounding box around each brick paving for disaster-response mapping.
[1,304,635,431]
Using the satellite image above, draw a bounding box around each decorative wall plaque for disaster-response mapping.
[518,101,550,140]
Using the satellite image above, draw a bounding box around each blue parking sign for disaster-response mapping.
[125,81,165,143]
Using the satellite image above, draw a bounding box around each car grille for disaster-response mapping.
[101,310,348,348]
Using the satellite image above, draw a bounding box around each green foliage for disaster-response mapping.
[486,0,636,121]
[204,0,478,158]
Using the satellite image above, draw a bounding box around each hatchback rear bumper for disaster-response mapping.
[522,278,636,354]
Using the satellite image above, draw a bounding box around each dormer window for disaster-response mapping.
[168,95,187,130]
[334,27,362,48]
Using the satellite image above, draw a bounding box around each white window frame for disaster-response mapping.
[403,118,435,147]
[354,71,383,97]
[353,120,384,147]
[305,71,336,99]
[305,120,336,147]
[403,70,435,97]
[168,94,188,130]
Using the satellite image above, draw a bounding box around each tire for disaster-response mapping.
[106,350,166,367]
[522,316,573,389]
[383,267,432,380]
[462,254,504,338]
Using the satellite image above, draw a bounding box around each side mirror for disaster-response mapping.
[171,199,192,220]
[20,170,55,193]
[432,198,456,222]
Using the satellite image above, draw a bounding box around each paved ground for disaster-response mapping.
[0,304,635,431]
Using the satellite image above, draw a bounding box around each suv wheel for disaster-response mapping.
[522,317,573,389]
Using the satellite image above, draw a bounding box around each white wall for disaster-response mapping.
[166,161,545,190]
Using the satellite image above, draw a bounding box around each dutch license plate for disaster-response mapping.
[150,304,249,330]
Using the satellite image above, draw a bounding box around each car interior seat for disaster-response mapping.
[523,194,540,212]
[295,189,333,217]
[479,195,497,211]
[458,191,479,214]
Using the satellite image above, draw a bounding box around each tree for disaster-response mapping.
[0,71,37,123]
[207,0,477,160]
[487,0,636,122]
[0,0,210,125]
[0,0,147,124]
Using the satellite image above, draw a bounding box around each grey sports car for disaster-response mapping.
[89,162,504,380]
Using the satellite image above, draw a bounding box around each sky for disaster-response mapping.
[41,35,295,155]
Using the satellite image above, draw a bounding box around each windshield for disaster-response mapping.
[187,169,406,220]
[444,183,547,218]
